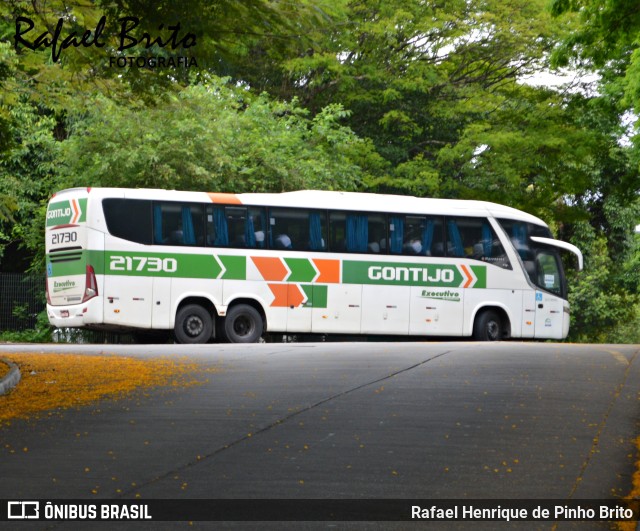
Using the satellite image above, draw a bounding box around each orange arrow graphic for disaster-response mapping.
[267,284,305,308]
[460,264,474,288]
[268,284,306,307]
[313,259,340,283]
[268,284,289,306]
[71,199,81,224]
[287,284,306,307]
[252,257,288,281]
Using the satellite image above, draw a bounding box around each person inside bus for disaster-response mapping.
[168,230,184,245]
[275,234,293,250]
[403,239,423,255]
[368,241,380,253]
[471,242,485,260]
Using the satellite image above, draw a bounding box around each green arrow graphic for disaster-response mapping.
[284,258,317,283]
[219,255,246,280]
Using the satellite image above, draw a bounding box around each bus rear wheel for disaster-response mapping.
[175,304,213,344]
[473,309,503,341]
[224,304,263,343]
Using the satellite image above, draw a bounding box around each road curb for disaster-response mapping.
[0,358,21,396]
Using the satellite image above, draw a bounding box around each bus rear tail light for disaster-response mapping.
[45,278,51,305]
[82,265,98,302]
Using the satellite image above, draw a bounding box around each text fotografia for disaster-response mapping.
[109,56,197,68]
[14,15,197,68]
[410,504,634,521]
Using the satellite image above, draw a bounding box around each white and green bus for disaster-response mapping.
[45,187,582,343]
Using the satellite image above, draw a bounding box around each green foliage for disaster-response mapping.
[61,77,383,193]
[0,309,53,343]
[0,98,61,272]
[567,229,640,343]
[550,0,640,68]
[274,0,569,176]
[0,0,340,109]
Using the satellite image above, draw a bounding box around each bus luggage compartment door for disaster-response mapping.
[361,285,409,334]
[312,285,362,334]
[103,253,152,329]
[152,277,172,329]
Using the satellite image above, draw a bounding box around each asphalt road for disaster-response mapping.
[1,341,639,530]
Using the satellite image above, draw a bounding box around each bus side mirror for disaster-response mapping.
[530,236,583,271]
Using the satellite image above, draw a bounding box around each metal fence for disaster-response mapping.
[0,273,134,342]
[0,273,45,332]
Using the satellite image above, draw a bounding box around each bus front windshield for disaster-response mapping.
[498,219,567,299]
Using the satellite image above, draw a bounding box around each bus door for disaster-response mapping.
[533,249,565,339]
[534,290,564,339]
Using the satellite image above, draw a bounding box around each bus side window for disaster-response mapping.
[267,208,301,251]
[389,215,444,256]
[366,214,386,254]
[154,203,181,245]
[329,211,347,252]
[207,205,260,249]
[263,208,325,252]
[388,215,404,254]
[225,207,250,248]
[328,212,382,254]
[426,217,445,256]
[184,204,204,245]
[249,207,267,249]
[206,205,229,247]
[153,202,204,246]
[103,198,152,244]
[341,213,367,253]
[446,217,511,268]
[308,211,326,251]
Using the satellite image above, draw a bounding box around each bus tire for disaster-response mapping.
[224,304,263,343]
[473,309,502,341]
[174,304,213,344]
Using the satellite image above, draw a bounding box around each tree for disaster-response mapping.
[244,0,571,185]
[0,0,339,108]
[60,76,383,194]
[549,0,640,342]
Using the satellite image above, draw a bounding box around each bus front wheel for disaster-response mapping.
[224,304,263,343]
[473,310,503,341]
[175,304,213,344]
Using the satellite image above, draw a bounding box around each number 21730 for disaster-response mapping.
[109,255,177,273]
